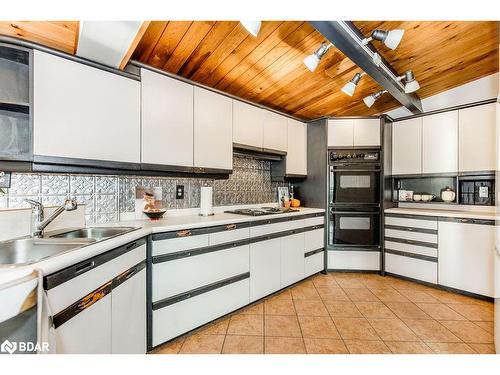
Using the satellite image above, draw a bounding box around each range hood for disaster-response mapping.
[233,143,286,161]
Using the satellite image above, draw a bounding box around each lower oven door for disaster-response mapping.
[328,208,380,248]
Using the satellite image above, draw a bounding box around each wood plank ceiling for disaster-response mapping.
[0,21,497,119]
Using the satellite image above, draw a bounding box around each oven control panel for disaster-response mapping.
[329,151,379,162]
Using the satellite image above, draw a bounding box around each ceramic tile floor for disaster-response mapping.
[149,273,496,354]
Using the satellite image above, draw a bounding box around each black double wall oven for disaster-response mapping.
[328,149,381,251]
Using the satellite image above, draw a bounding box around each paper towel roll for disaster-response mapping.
[200,186,214,216]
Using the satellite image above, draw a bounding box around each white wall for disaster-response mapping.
[386,73,499,119]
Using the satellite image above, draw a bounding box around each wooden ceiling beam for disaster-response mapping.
[309,20,423,114]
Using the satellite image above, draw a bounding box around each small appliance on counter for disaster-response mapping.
[459,176,495,206]
[199,185,214,216]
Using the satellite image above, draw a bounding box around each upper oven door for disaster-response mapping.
[329,166,380,206]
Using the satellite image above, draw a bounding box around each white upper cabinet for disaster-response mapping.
[392,117,422,175]
[233,101,264,149]
[141,69,194,168]
[422,111,458,174]
[33,50,141,164]
[328,119,353,147]
[193,87,233,171]
[286,119,307,175]
[459,103,496,172]
[353,118,380,146]
[263,110,288,152]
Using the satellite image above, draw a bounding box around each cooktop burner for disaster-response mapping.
[224,207,299,216]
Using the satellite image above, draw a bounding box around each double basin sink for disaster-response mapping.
[0,227,137,266]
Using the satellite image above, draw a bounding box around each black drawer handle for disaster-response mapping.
[75,261,95,275]
[126,242,137,250]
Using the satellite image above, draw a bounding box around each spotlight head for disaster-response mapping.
[403,70,420,93]
[240,21,261,37]
[303,42,332,72]
[363,90,386,108]
[371,29,404,50]
[341,72,364,96]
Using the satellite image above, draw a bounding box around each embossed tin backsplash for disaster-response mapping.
[0,156,286,224]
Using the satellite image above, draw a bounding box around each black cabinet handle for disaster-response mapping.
[126,242,137,250]
[75,261,95,275]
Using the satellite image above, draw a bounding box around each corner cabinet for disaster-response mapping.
[33,51,141,167]
[141,69,194,170]
[193,87,233,172]
[285,119,307,176]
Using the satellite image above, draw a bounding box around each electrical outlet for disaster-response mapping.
[176,185,184,199]
[0,171,11,188]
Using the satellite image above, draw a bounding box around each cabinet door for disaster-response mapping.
[422,111,458,174]
[193,87,233,170]
[111,268,146,354]
[249,238,281,302]
[55,294,112,354]
[392,117,422,175]
[353,118,380,147]
[459,103,496,172]
[438,221,495,297]
[233,100,264,149]
[286,119,307,175]
[33,50,141,164]
[327,119,354,147]
[141,69,193,167]
[280,233,305,287]
[263,110,287,152]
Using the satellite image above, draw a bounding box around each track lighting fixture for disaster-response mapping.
[341,72,366,96]
[396,70,420,93]
[363,90,387,108]
[303,42,333,72]
[362,29,405,50]
[240,21,261,37]
[372,52,382,67]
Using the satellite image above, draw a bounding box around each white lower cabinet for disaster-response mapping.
[305,252,324,277]
[55,294,112,354]
[152,279,250,346]
[250,238,281,302]
[111,268,147,354]
[385,253,437,284]
[328,251,380,271]
[280,233,305,287]
[47,241,147,354]
[438,220,495,297]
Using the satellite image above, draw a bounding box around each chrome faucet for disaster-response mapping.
[25,196,78,238]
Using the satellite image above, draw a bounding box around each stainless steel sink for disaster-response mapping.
[50,227,137,240]
[0,238,95,266]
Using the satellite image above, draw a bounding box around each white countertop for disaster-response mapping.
[0,207,325,281]
[385,207,498,221]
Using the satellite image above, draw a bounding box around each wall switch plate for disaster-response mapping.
[0,171,11,188]
[176,185,184,199]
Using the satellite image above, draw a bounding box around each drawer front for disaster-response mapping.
[385,253,437,284]
[384,240,437,258]
[152,234,209,256]
[209,227,249,245]
[304,216,324,227]
[305,252,324,276]
[385,216,437,230]
[48,244,146,314]
[152,278,250,346]
[327,251,380,271]
[250,219,304,237]
[304,228,324,252]
[384,228,437,244]
[152,245,250,302]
